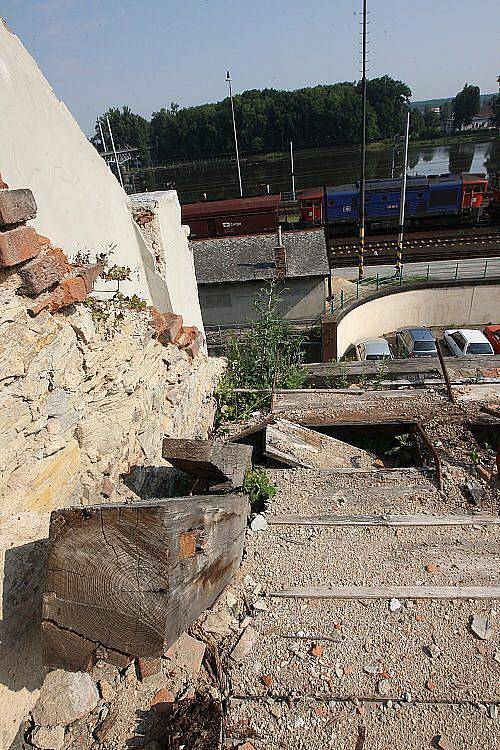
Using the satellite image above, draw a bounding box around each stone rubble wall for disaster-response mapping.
[0,183,225,747]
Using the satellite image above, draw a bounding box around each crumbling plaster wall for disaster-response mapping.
[0,21,202,327]
[0,297,224,748]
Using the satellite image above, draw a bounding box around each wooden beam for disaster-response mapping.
[436,340,456,404]
[162,438,253,488]
[267,513,500,527]
[42,494,248,670]
[415,422,443,490]
[270,585,500,600]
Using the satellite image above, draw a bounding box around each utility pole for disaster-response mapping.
[97,117,107,153]
[396,107,410,275]
[358,0,368,281]
[226,70,243,198]
[106,115,124,189]
[290,141,296,200]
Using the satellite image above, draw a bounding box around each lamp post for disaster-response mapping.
[358,0,367,281]
[395,106,410,276]
[226,70,243,197]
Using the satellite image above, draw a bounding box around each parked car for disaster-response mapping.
[395,327,438,358]
[444,329,495,357]
[354,337,393,361]
[483,325,500,354]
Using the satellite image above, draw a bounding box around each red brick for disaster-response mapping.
[0,225,40,267]
[17,247,69,296]
[149,308,183,345]
[28,275,88,316]
[137,655,162,681]
[0,188,37,226]
[185,331,204,358]
[151,687,175,713]
[74,263,104,293]
[175,325,199,348]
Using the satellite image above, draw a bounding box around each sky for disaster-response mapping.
[3,0,499,135]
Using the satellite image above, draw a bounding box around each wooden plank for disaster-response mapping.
[270,586,500,600]
[415,422,443,489]
[162,438,253,487]
[264,418,375,470]
[268,513,500,527]
[42,494,248,670]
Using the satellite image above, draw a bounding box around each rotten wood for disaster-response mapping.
[162,438,253,488]
[270,585,500,600]
[227,415,275,443]
[42,494,248,670]
[415,421,443,490]
[267,513,500,527]
[436,340,456,404]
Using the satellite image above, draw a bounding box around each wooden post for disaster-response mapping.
[42,494,248,671]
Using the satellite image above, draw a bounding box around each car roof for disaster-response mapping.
[447,329,490,343]
[355,338,391,353]
[398,326,435,341]
[485,324,500,332]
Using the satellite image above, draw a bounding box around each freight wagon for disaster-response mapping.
[182,194,281,240]
[298,173,489,234]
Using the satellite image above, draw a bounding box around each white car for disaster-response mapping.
[354,337,393,361]
[443,329,495,357]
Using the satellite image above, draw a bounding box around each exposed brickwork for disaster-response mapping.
[149,309,183,345]
[185,331,204,358]
[17,247,69,296]
[0,188,37,226]
[75,263,104,293]
[175,325,199,349]
[29,275,88,316]
[274,244,286,280]
[0,225,40,267]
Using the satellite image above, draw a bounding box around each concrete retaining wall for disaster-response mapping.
[331,280,500,358]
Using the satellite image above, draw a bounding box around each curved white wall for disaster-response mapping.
[337,283,500,357]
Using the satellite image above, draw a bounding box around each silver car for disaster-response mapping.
[354,337,393,361]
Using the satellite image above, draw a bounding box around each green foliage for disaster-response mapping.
[127,294,148,311]
[453,84,481,129]
[328,362,349,389]
[243,468,277,512]
[216,283,306,425]
[96,76,414,162]
[103,264,132,283]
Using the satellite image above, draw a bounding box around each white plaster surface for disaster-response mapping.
[0,22,202,321]
[130,191,205,332]
[336,283,500,357]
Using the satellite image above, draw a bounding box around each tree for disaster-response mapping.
[492,74,500,127]
[439,100,453,122]
[453,84,480,129]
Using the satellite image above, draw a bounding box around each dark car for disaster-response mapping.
[395,327,438,358]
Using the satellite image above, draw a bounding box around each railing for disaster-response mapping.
[329,257,500,312]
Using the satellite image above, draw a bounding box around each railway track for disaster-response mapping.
[329,229,500,266]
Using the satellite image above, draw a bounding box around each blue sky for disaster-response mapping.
[3,0,499,135]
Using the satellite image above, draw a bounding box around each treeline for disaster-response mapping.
[94,76,412,163]
[94,76,496,167]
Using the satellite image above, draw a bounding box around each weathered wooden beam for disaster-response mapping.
[267,513,500,527]
[270,586,500,600]
[42,494,248,670]
[162,438,253,488]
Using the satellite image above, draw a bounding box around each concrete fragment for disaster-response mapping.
[251,514,268,532]
[0,225,40,267]
[0,187,37,225]
[31,724,65,750]
[165,632,206,676]
[32,670,99,726]
[389,598,402,612]
[436,735,456,750]
[98,678,115,703]
[230,625,258,662]
[377,678,391,696]
[470,614,494,640]
[253,598,268,611]
[425,643,441,659]
[203,609,235,637]
[363,664,379,675]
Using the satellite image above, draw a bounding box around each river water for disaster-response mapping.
[143,136,500,203]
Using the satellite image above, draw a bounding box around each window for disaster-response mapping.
[467,343,493,354]
[451,332,466,350]
[465,185,473,194]
[414,341,436,352]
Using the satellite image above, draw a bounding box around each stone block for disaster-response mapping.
[32,670,99,727]
[149,308,183,345]
[0,225,40,267]
[137,655,162,682]
[0,188,37,226]
[165,632,206,676]
[17,247,69,296]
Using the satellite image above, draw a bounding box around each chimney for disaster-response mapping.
[274,225,286,280]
